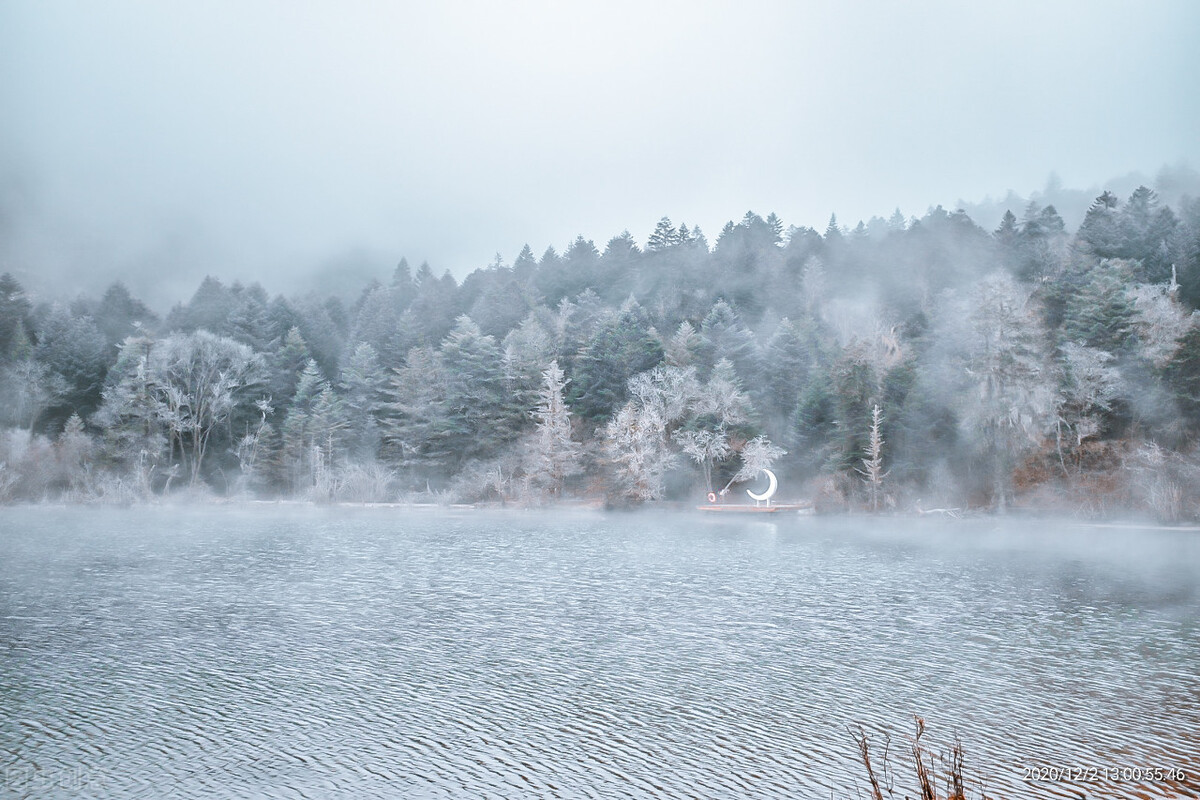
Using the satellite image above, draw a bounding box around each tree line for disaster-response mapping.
[2,186,1200,517]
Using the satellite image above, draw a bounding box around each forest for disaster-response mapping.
[2,186,1200,519]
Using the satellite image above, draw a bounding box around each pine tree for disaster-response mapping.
[1065,263,1138,353]
[54,413,93,495]
[32,304,109,428]
[94,282,159,354]
[763,317,811,425]
[269,327,313,412]
[647,217,678,252]
[959,273,1053,510]
[380,346,448,473]
[698,299,760,382]
[282,360,332,493]
[1077,191,1121,256]
[513,244,539,284]
[338,342,388,462]
[91,335,167,487]
[1165,326,1200,432]
[418,316,523,470]
[665,321,702,368]
[0,274,34,362]
[525,360,582,498]
[570,299,664,421]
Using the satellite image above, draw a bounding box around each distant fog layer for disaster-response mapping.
[2,184,1200,518]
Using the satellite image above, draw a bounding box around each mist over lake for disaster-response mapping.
[3,2,1199,797]
[2,507,1196,798]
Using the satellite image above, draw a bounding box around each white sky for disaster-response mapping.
[2,0,1197,305]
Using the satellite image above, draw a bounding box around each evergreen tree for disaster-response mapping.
[791,376,836,474]
[93,282,159,354]
[1064,263,1138,353]
[698,299,760,383]
[224,284,273,353]
[282,359,350,496]
[993,209,1021,272]
[437,316,522,468]
[512,244,539,285]
[380,346,447,473]
[1077,191,1121,256]
[0,273,35,362]
[468,277,533,339]
[957,273,1053,509]
[33,304,108,429]
[338,342,388,462]
[1165,326,1200,433]
[525,360,582,498]
[1173,197,1200,310]
[569,299,663,422]
[166,276,234,334]
[763,317,811,427]
[268,327,313,412]
[91,335,167,487]
[830,342,877,473]
[647,217,678,252]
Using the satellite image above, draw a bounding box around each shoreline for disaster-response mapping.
[2,497,1198,530]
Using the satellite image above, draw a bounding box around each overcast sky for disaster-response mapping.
[2,1,1198,307]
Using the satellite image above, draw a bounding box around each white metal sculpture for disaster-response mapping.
[746,468,778,505]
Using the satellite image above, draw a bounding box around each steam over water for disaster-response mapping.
[1,508,1197,799]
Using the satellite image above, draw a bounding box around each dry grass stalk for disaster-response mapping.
[848,724,891,800]
[912,716,936,800]
[851,717,986,800]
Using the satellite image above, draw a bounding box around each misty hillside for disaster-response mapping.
[2,186,1200,518]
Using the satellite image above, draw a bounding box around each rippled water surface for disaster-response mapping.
[1,507,1198,799]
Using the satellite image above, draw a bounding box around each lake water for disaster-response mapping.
[1,507,1197,799]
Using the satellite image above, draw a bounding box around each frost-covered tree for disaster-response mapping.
[381,346,447,472]
[525,361,582,498]
[570,299,663,421]
[439,315,523,466]
[234,397,274,495]
[0,359,68,431]
[54,413,92,494]
[665,321,702,369]
[282,359,355,496]
[1065,262,1138,353]
[673,428,729,493]
[0,274,35,362]
[603,401,676,502]
[338,342,388,461]
[958,274,1053,509]
[602,363,699,502]
[628,364,701,427]
[1054,343,1122,474]
[694,359,753,428]
[151,331,264,487]
[855,405,888,510]
[91,335,167,490]
[646,217,679,252]
[1129,282,1198,369]
[33,303,108,428]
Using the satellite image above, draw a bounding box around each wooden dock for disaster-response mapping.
[697,503,811,514]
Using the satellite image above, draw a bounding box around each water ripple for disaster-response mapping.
[1,508,1198,799]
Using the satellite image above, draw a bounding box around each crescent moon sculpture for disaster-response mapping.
[746,468,778,505]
